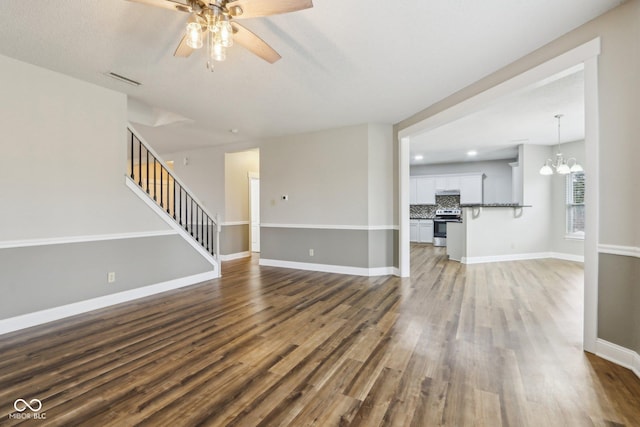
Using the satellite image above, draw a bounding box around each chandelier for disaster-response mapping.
[539,114,583,175]
[184,1,236,71]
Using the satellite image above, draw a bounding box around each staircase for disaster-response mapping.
[125,126,220,276]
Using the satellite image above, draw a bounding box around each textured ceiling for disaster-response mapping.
[0,0,621,153]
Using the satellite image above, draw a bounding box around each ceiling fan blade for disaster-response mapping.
[227,0,313,19]
[231,23,281,63]
[126,0,191,13]
[174,35,194,57]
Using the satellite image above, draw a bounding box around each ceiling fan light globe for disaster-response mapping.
[219,21,234,47]
[185,22,203,49]
[211,43,226,62]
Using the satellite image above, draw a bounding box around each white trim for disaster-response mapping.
[0,271,217,336]
[126,178,219,277]
[399,137,410,277]
[549,252,584,263]
[259,258,399,277]
[222,221,250,227]
[582,50,600,354]
[220,251,251,261]
[461,252,583,264]
[564,233,585,241]
[0,230,177,249]
[596,339,640,379]
[259,223,399,231]
[598,244,640,258]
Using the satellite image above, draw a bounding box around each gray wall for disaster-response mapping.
[598,254,640,354]
[261,227,396,269]
[0,235,212,318]
[221,224,249,255]
[395,0,640,352]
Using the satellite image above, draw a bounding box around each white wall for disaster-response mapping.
[261,125,370,226]
[367,124,395,226]
[0,54,168,242]
[411,159,515,203]
[463,144,552,258]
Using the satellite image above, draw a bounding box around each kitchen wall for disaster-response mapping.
[411,159,515,203]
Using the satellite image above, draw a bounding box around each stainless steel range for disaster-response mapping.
[433,208,462,247]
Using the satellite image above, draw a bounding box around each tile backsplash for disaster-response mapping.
[410,195,460,218]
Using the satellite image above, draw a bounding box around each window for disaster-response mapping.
[566,171,585,238]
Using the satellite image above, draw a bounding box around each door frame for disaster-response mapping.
[248,172,260,253]
[397,38,601,353]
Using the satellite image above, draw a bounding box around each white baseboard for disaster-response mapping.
[0,271,218,336]
[259,259,399,277]
[461,252,584,264]
[596,338,640,379]
[598,244,640,258]
[548,252,585,263]
[220,251,251,261]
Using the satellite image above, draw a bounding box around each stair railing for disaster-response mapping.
[126,127,220,265]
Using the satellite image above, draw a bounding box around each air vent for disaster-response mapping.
[106,72,142,87]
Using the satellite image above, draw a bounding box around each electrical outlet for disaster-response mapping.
[309,249,314,256]
[107,272,116,283]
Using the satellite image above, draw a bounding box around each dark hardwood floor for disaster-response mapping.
[1,244,639,426]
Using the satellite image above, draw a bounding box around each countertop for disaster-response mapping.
[460,203,532,208]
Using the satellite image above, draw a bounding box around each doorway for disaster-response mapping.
[398,38,600,353]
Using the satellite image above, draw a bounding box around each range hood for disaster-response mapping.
[435,189,461,196]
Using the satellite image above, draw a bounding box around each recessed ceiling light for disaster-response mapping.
[467,150,478,156]
[414,154,424,161]
[230,128,239,134]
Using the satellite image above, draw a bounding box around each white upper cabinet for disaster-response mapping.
[446,176,460,191]
[409,177,418,205]
[434,175,461,191]
[459,174,483,204]
[415,177,436,205]
[410,173,484,205]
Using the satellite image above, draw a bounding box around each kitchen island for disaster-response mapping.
[446,205,542,264]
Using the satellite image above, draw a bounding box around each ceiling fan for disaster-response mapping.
[128,0,313,70]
